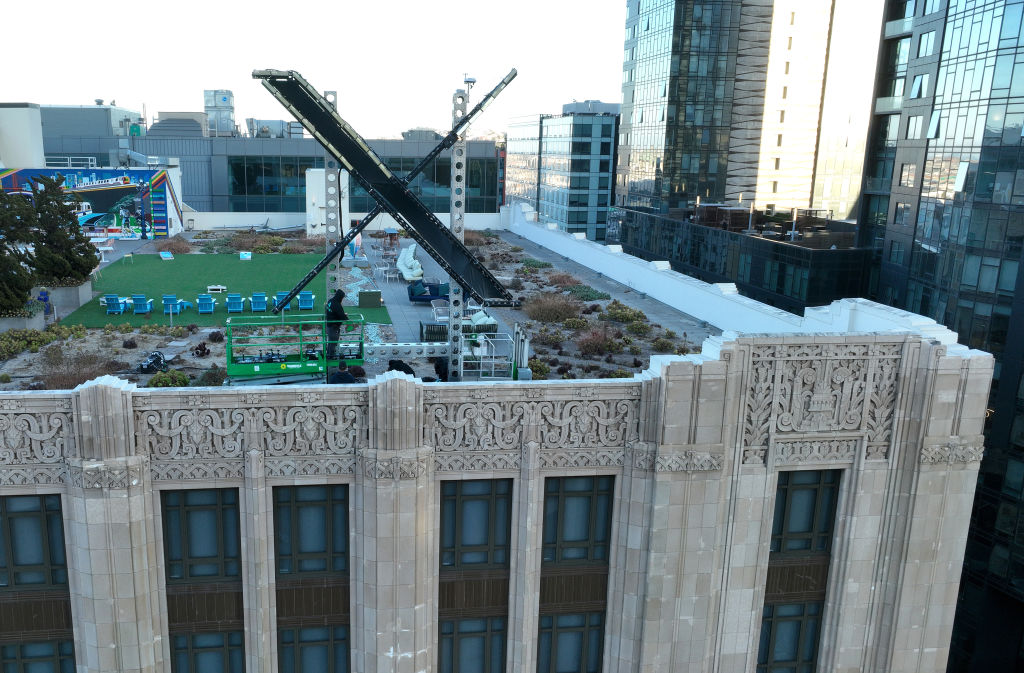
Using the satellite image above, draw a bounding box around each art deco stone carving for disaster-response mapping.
[920,442,985,464]
[537,449,625,469]
[0,409,73,465]
[628,442,722,472]
[655,450,723,472]
[136,408,246,459]
[259,405,365,455]
[265,457,357,477]
[360,455,428,480]
[136,401,367,461]
[0,465,66,486]
[425,395,639,452]
[434,451,521,472]
[151,459,245,481]
[67,463,145,489]
[741,342,903,464]
[773,439,859,465]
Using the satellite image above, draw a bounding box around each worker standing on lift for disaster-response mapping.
[324,289,349,360]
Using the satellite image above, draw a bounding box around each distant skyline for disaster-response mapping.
[7,0,625,138]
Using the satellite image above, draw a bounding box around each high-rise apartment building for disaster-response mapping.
[613,0,882,312]
[861,1,1024,670]
[505,102,619,241]
[616,0,882,217]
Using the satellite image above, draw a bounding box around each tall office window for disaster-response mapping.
[171,632,244,673]
[440,479,512,569]
[275,485,349,575]
[770,471,839,554]
[162,489,241,581]
[439,617,506,673]
[757,603,822,673]
[0,641,74,673]
[279,626,349,673]
[759,470,840,673]
[0,494,67,588]
[537,613,604,673]
[542,476,614,564]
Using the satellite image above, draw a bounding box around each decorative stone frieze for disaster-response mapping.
[359,453,428,480]
[920,442,986,464]
[66,462,145,489]
[433,451,521,472]
[773,438,860,465]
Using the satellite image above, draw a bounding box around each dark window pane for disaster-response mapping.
[439,480,512,569]
[162,490,240,582]
[274,486,348,577]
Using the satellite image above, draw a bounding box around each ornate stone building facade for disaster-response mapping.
[0,330,991,673]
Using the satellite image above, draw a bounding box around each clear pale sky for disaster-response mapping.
[5,0,626,138]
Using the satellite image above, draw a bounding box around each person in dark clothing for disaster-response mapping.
[324,290,349,359]
[387,359,416,376]
[328,362,356,384]
[432,357,449,382]
[349,366,367,383]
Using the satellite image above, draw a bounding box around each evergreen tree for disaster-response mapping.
[30,174,98,284]
[0,190,39,312]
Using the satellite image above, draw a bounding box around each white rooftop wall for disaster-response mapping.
[508,202,982,360]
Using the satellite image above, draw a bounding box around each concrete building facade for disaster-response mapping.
[39,106,503,218]
[0,292,991,672]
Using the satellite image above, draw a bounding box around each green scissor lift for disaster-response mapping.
[224,314,365,385]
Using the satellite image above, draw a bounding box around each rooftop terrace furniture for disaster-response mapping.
[420,321,449,342]
[298,291,315,311]
[225,293,245,313]
[162,295,192,315]
[431,299,450,323]
[407,279,449,304]
[196,294,216,315]
[250,292,268,312]
[419,317,500,342]
[104,294,126,315]
[130,295,154,315]
[275,291,292,311]
[397,243,424,282]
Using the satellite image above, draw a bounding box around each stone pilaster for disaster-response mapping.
[604,442,654,673]
[352,373,437,673]
[242,448,276,673]
[506,439,545,673]
[66,377,165,673]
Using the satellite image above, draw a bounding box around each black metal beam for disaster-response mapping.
[264,70,517,314]
[253,69,518,311]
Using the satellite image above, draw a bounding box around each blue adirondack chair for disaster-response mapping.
[130,295,154,315]
[225,293,245,313]
[162,295,192,315]
[274,291,293,311]
[196,294,216,315]
[298,291,315,310]
[250,292,268,312]
[103,294,126,315]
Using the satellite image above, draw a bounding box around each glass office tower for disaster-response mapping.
[615,0,882,312]
[863,1,1024,669]
[617,0,880,217]
[506,104,619,241]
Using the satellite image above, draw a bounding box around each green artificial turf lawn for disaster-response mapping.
[64,253,391,328]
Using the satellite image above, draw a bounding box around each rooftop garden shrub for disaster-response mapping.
[523,293,582,323]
